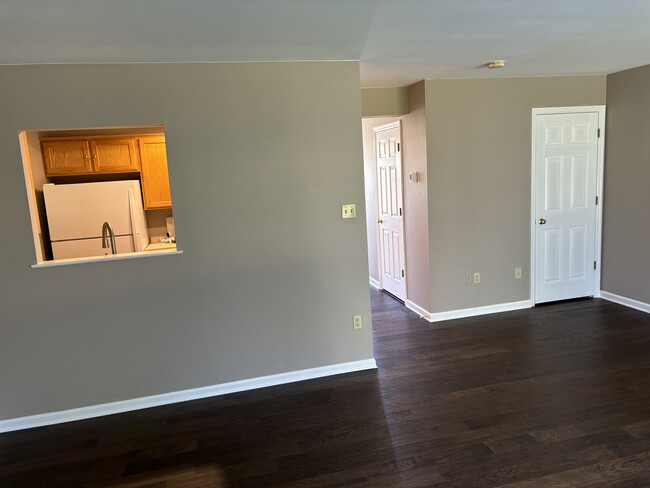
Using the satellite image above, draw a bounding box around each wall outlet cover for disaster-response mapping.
[353,315,362,329]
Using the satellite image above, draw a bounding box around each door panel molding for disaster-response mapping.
[373,120,407,300]
[530,106,605,304]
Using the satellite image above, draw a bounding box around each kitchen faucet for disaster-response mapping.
[102,221,117,255]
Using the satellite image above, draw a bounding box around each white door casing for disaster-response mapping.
[374,121,407,301]
[531,107,605,304]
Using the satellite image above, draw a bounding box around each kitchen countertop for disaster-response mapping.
[145,242,177,252]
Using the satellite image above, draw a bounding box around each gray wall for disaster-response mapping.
[602,65,650,303]
[361,87,408,118]
[0,62,373,420]
[424,76,607,312]
[402,82,431,312]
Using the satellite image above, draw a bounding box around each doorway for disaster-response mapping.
[374,121,406,301]
[531,106,605,304]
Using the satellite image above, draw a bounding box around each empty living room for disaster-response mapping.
[2,1,650,487]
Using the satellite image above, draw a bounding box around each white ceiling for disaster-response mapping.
[2,0,650,87]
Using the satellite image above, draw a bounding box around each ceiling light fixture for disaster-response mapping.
[487,60,506,69]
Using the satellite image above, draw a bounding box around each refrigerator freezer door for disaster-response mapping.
[52,236,135,260]
[128,188,149,252]
[43,181,147,242]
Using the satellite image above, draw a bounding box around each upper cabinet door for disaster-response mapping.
[138,136,172,209]
[90,138,140,173]
[42,140,92,175]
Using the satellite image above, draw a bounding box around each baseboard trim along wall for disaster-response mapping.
[427,300,533,323]
[406,298,533,323]
[0,358,377,434]
[369,277,380,289]
[600,291,650,314]
[405,299,431,319]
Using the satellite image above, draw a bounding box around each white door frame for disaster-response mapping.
[530,106,606,303]
[373,120,407,300]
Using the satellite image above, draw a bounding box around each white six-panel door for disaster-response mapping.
[533,110,602,304]
[375,122,406,301]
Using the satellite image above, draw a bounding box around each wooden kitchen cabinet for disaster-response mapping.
[90,138,140,173]
[42,140,93,176]
[41,136,140,176]
[138,136,172,209]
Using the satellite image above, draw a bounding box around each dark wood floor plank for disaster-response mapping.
[2,289,650,486]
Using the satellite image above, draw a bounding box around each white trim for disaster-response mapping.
[427,300,533,323]
[372,120,401,133]
[31,249,182,268]
[530,106,606,304]
[405,299,431,319]
[18,131,45,264]
[600,291,650,314]
[0,359,377,433]
[369,276,380,289]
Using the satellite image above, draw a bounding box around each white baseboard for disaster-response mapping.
[405,299,431,319]
[600,291,650,314]
[369,277,380,289]
[428,299,533,323]
[0,358,377,434]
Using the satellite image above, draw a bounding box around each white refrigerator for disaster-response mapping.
[43,180,149,260]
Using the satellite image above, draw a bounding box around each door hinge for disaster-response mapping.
[397,142,401,152]
[399,208,402,216]
[401,269,405,278]
[597,128,601,138]
[594,261,597,270]
[595,196,599,205]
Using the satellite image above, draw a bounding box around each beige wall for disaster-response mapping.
[0,62,373,420]
[402,82,431,312]
[602,65,650,303]
[424,76,607,312]
[361,87,409,117]
[362,117,396,284]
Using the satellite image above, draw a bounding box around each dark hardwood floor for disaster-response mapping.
[3,289,650,487]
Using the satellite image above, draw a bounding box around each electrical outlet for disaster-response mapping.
[473,272,481,284]
[464,274,473,285]
[353,315,362,329]
[515,266,522,279]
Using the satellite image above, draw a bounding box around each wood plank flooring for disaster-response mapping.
[2,290,650,487]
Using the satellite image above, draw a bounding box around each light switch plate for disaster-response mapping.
[341,204,356,219]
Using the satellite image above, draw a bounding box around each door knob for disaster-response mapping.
[377,219,383,224]
[538,218,547,225]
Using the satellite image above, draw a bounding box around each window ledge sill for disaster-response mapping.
[31,249,183,268]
